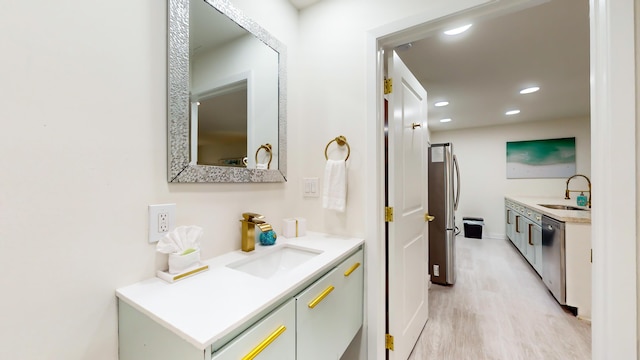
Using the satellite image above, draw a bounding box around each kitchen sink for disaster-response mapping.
[538,204,589,211]
[227,245,323,279]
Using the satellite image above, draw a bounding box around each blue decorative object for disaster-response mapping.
[259,230,277,246]
[576,193,588,207]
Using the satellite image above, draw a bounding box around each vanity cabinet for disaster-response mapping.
[296,249,363,360]
[118,241,364,360]
[212,249,364,360]
[212,300,295,360]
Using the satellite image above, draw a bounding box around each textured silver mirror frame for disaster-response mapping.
[167,0,287,183]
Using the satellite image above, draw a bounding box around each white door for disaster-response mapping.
[386,50,429,360]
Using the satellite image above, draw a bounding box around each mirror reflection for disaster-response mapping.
[167,0,287,183]
[189,0,279,170]
[193,81,248,166]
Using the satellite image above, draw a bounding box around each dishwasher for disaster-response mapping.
[541,215,566,304]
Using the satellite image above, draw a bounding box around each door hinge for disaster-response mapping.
[385,333,394,350]
[385,207,394,222]
[384,78,393,94]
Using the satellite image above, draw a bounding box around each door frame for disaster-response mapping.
[364,1,637,359]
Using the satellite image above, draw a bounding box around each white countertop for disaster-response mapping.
[506,196,591,223]
[116,232,364,350]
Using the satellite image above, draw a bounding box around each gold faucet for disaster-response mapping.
[240,212,265,252]
[565,174,591,208]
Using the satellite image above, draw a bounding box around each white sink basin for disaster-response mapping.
[227,245,323,279]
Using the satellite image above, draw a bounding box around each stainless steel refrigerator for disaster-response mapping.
[428,143,460,285]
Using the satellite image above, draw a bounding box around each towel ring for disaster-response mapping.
[324,135,350,161]
[255,143,273,169]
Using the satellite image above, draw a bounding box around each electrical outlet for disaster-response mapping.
[158,213,169,232]
[433,264,440,277]
[149,203,176,243]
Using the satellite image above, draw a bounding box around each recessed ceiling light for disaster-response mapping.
[505,110,520,115]
[444,24,472,36]
[520,86,540,94]
[440,118,452,123]
[435,101,449,107]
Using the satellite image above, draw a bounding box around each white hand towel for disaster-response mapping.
[323,159,347,212]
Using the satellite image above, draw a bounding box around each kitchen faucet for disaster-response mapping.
[240,212,265,252]
[564,174,591,208]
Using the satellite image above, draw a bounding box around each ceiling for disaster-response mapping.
[288,0,323,10]
[395,0,590,132]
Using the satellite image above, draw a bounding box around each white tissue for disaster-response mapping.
[156,225,203,254]
[157,226,204,274]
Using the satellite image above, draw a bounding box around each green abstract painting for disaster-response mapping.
[506,137,576,179]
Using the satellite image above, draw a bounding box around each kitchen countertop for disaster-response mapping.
[116,232,364,350]
[506,196,591,224]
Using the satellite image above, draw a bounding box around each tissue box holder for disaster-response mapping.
[282,217,307,238]
[157,249,208,283]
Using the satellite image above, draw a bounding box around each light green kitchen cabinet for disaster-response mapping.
[514,212,526,254]
[505,202,516,245]
[505,200,543,276]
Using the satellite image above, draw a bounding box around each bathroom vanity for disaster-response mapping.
[505,196,591,320]
[116,233,364,360]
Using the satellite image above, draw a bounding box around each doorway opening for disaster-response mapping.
[367,0,637,359]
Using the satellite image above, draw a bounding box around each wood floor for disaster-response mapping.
[408,236,591,360]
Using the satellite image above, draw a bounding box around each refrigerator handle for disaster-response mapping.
[453,154,461,211]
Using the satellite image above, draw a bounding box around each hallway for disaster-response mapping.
[409,236,591,359]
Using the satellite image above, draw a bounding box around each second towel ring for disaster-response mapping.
[255,143,273,169]
[324,135,350,161]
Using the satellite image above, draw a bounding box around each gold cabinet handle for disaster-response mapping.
[308,285,335,309]
[515,215,521,233]
[412,122,422,129]
[425,213,435,222]
[241,325,286,360]
[344,262,361,277]
[528,223,534,245]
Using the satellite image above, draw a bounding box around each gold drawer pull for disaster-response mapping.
[344,262,361,277]
[242,325,286,360]
[308,285,335,309]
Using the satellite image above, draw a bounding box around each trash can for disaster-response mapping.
[463,217,484,239]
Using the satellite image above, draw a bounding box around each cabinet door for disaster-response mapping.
[530,222,543,275]
[333,249,364,355]
[523,217,536,265]
[296,250,364,360]
[505,206,515,243]
[514,214,525,253]
[212,300,295,360]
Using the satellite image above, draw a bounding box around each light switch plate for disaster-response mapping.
[302,177,319,197]
[149,203,176,243]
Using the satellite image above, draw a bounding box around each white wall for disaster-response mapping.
[431,116,591,239]
[0,0,297,359]
[1,0,595,359]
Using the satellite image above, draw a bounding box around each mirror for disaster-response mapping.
[168,0,287,182]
